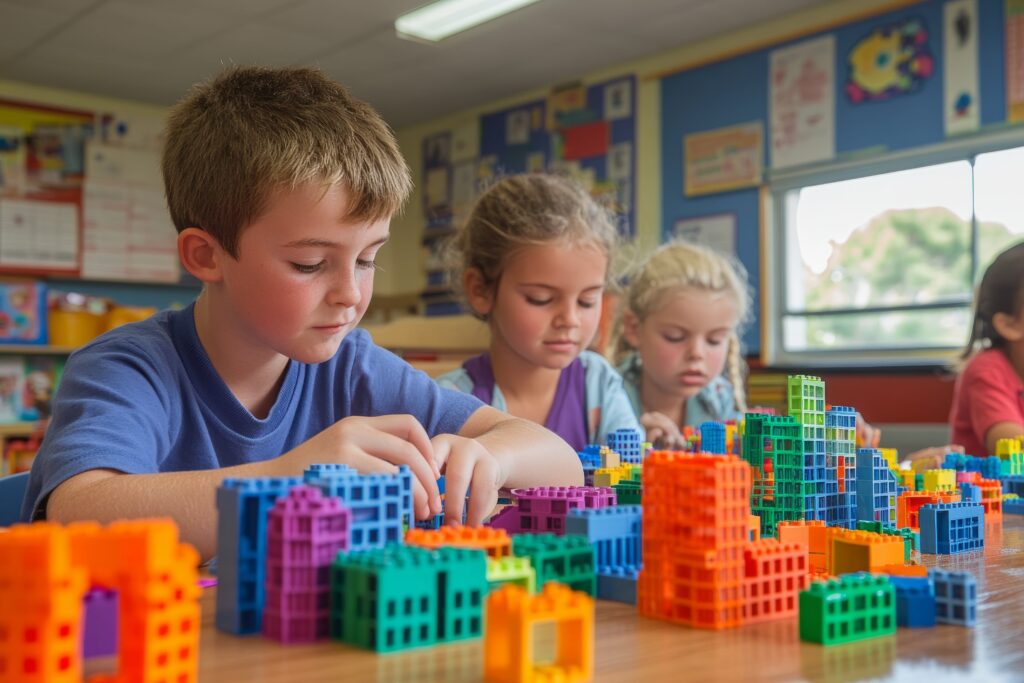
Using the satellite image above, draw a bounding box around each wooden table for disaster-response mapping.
[193,517,1024,682]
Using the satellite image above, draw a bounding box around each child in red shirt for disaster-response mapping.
[950,242,1024,456]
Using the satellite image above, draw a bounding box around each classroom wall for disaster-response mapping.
[390,0,913,297]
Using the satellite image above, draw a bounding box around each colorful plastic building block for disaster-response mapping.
[565,505,641,573]
[1005,497,1024,515]
[406,525,511,558]
[606,428,642,464]
[918,502,984,555]
[889,576,936,627]
[856,448,898,528]
[596,566,638,604]
[977,478,1003,519]
[489,486,616,535]
[613,479,642,505]
[0,520,200,683]
[828,530,904,575]
[799,574,896,645]
[511,533,596,595]
[262,486,350,643]
[330,544,487,652]
[876,563,929,577]
[897,490,941,530]
[929,568,977,626]
[776,519,828,573]
[303,464,412,550]
[700,421,727,455]
[923,469,956,493]
[484,583,593,683]
[82,587,117,659]
[742,538,808,623]
[487,556,536,594]
[216,476,302,634]
[639,451,750,629]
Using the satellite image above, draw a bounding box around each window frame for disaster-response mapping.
[762,126,1024,369]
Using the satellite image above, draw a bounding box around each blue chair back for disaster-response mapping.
[0,472,29,526]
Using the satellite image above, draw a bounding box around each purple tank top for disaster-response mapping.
[461,353,588,451]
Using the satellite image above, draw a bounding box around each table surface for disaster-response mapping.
[186,517,1024,683]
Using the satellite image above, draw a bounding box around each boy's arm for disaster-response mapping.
[48,414,447,562]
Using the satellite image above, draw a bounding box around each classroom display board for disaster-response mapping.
[660,0,1011,353]
[421,76,637,315]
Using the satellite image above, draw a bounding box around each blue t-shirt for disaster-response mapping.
[22,303,483,521]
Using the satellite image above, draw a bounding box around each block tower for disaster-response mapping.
[263,486,351,643]
[744,413,803,536]
[826,405,857,529]
[606,427,643,464]
[856,448,898,528]
[303,464,413,549]
[786,375,829,523]
[638,451,751,629]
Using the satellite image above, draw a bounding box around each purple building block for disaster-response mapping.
[82,587,117,659]
[488,486,616,535]
[263,485,351,643]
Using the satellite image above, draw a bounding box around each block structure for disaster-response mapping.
[828,530,904,575]
[826,406,857,529]
[607,427,643,464]
[799,573,896,645]
[262,486,350,643]
[484,583,594,683]
[216,476,302,634]
[889,576,936,627]
[744,414,803,536]
[0,520,200,683]
[486,556,536,594]
[638,451,751,629]
[856,448,898,528]
[919,502,984,554]
[406,525,512,559]
[511,534,596,595]
[897,491,941,530]
[566,505,642,604]
[489,486,616,536]
[330,544,487,652]
[742,538,808,623]
[700,421,727,455]
[929,569,977,626]
[303,464,413,550]
[787,376,830,524]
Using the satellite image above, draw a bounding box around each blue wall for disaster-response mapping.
[660,0,1009,353]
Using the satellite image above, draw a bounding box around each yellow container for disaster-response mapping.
[104,306,157,333]
[48,309,104,347]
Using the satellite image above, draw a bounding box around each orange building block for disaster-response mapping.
[0,519,199,683]
[776,520,832,573]
[876,564,929,577]
[978,479,1003,520]
[828,530,904,576]
[742,538,808,623]
[405,525,511,558]
[897,491,941,530]
[484,583,593,683]
[748,514,761,542]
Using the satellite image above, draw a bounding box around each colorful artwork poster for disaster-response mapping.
[0,99,93,202]
[944,0,979,135]
[684,122,763,196]
[1007,0,1024,122]
[770,35,835,169]
[844,16,934,104]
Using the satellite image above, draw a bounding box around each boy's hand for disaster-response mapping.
[856,413,881,449]
[640,411,686,451]
[430,434,506,526]
[282,414,442,520]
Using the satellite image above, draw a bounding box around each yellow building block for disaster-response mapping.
[899,470,916,491]
[996,437,1022,459]
[879,448,899,473]
[923,469,956,492]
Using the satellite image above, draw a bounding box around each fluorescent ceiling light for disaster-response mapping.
[396,0,543,42]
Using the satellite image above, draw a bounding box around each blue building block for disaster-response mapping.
[1002,475,1024,497]
[959,482,981,503]
[929,568,977,626]
[607,428,643,464]
[700,421,727,455]
[1004,498,1024,515]
[919,502,984,554]
[566,505,641,572]
[215,476,302,634]
[889,576,936,628]
[983,456,1002,479]
[942,453,967,471]
[856,448,898,528]
[578,444,602,468]
[597,566,638,604]
[304,464,413,550]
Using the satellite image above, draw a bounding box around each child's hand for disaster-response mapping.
[430,434,505,526]
[640,411,686,451]
[905,444,965,472]
[856,413,881,449]
[284,414,442,521]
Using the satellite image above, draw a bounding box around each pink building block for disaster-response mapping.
[262,485,351,643]
[489,486,616,535]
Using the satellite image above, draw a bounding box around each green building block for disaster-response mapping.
[614,479,642,505]
[486,556,536,594]
[330,544,487,652]
[799,574,896,646]
[511,533,596,596]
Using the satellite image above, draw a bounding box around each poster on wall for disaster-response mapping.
[673,213,736,257]
[1008,0,1024,122]
[844,16,934,104]
[944,0,980,135]
[683,121,763,196]
[769,34,835,169]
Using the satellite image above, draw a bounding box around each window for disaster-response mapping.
[765,132,1024,367]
